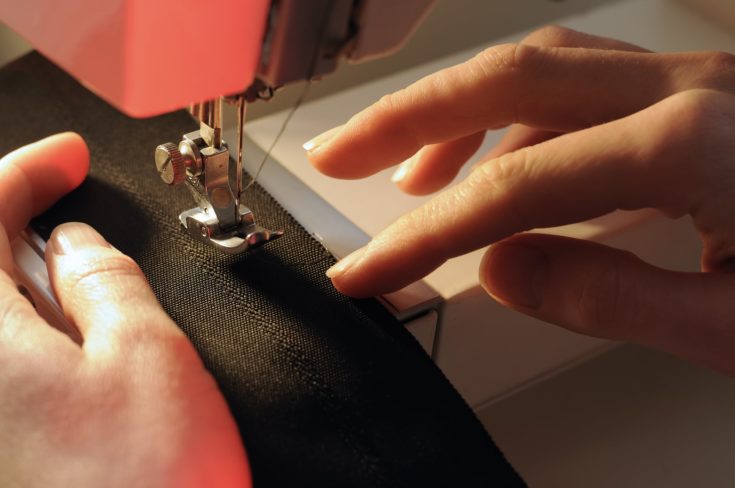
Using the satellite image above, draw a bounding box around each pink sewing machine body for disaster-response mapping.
[0,0,270,117]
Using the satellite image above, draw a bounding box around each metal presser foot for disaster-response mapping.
[154,97,282,254]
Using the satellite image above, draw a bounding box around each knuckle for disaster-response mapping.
[708,50,735,70]
[0,294,36,330]
[672,89,723,122]
[473,43,524,75]
[522,25,577,47]
[698,50,735,85]
[468,43,544,126]
[371,88,420,124]
[631,89,732,217]
[650,90,727,152]
[576,253,637,337]
[472,43,536,124]
[373,91,402,116]
[667,89,735,216]
[66,254,145,298]
[472,148,529,190]
[471,149,535,229]
[658,89,735,159]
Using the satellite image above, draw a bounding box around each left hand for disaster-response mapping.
[0,133,250,487]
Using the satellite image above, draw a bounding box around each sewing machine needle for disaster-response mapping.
[236,95,246,205]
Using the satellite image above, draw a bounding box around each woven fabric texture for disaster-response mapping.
[0,53,523,487]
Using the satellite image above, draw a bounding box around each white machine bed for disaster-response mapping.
[241,0,734,409]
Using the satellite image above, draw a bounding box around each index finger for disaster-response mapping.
[306,45,733,179]
[0,132,89,244]
[0,133,89,354]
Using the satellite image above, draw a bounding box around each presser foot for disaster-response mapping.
[179,205,283,254]
[154,97,283,255]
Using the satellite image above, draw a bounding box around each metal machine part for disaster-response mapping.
[152,0,434,252]
[155,98,282,254]
[252,0,436,95]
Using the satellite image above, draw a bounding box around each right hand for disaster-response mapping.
[306,26,735,376]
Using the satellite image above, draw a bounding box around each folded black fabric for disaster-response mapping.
[0,52,523,487]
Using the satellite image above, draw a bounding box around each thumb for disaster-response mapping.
[480,233,735,376]
[45,222,185,354]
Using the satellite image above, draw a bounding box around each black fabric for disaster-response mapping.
[0,52,524,487]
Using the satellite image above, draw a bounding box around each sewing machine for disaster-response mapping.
[1,0,434,254]
[3,0,733,414]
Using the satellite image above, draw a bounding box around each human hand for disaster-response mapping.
[305,27,735,376]
[0,134,249,487]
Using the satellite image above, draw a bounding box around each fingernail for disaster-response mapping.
[482,242,547,309]
[326,247,367,279]
[303,125,343,154]
[391,153,419,184]
[50,222,109,255]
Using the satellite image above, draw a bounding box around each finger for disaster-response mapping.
[478,27,650,164]
[0,133,89,243]
[391,27,650,193]
[0,133,90,354]
[520,25,650,52]
[480,233,735,376]
[45,222,185,354]
[326,89,735,297]
[306,45,733,179]
[391,131,485,195]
